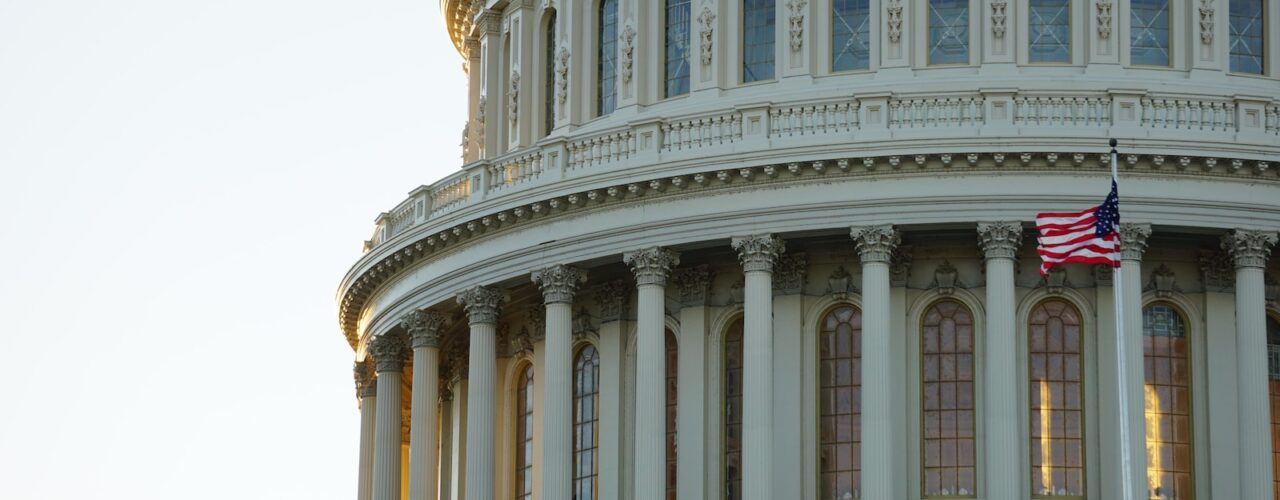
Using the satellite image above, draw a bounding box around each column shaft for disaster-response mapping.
[1236,266,1274,499]
[542,300,573,500]
[984,256,1018,500]
[464,323,496,500]
[1120,258,1147,500]
[409,347,440,500]
[439,394,454,500]
[634,282,667,500]
[373,371,404,500]
[358,396,377,500]
[742,270,773,500]
[860,260,895,500]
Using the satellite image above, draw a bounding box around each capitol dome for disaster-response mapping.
[340,1,1280,499]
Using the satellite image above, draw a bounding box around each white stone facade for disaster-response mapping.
[341,1,1280,499]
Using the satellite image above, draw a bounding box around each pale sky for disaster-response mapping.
[0,2,465,498]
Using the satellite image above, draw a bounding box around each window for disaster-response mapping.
[1029,0,1070,63]
[1230,0,1265,74]
[666,329,679,500]
[1131,0,1170,66]
[921,301,976,497]
[742,0,776,82]
[831,0,871,71]
[928,0,970,65]
[1268,314,1280,498]
[665,0,692,97]
[724,318,745,500]
[1142,303,1194,500]
[516,365,535,500]
[598,0,619,116]
[574,345,601,500]
[819,305,862,499]
[1028,300,1085,497]
[544,12,557,136]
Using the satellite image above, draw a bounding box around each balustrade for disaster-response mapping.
[567,130,636,170]
[768,101,859,137]
[430,174,472,217]
[490,151,544,191]
[660,112,743,152]
[888,97,984,129]
[1140,97,1236,132]
[1014,96,1111,127]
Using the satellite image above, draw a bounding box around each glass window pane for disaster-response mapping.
[1028,300,1085,497]
[1229,0,1265,74]
[921,301,977,496]
[666,330,679,500]
[544,13,557,136]
[725,319,745,499]
[832,0,871,71]
[1268,315,1280,496]
[929,0,970,65]
[819,306,862,499]
[1029,0,1070,63]
[516,366,535,500]
[1142,304,1193,499]
[1131,0,1170,66]
[598,0,618,115]
[665,0,692,97]
[742,0,776,82]
[574,346,600,498]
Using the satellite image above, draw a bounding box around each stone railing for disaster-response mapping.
[363,89,1280,252]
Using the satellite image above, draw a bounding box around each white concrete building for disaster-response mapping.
[338,0,1280,499]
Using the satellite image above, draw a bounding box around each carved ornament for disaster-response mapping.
[401,309,447,349]
[1223,229,1278,269]
[594,280,630,321]
[1198,0,1214,44]
[508,70,520,125]
[624,247,680,286]
[773,253,807,294]
[556,46,570,105]
[977,221,1023,260]
[674,265,713,306]
[532,264,587,304]
[851,225,900,263]
[991,0,1008,38]
[620,25,636,83]
[457,285,505,325]
[886,0,904,43]
[1096,0,1113,39]
[732,234,786,273]
[1144,264,1178,298]
[1198,249,1234,292]
[931,260,961,295]
[698,8,716,65]
[368,330,409,373]
[354,360,378,398]
[787,0,807,52]
[1119,223,1153,261]
[827,265,857,299]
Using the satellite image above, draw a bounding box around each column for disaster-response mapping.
[532,264,587,500]
[594,281,629,500]
[356,361,379,500]
[370,331,410,500]
[1224,229,1279,500]
[623,247,680,500]
[457,286,505,500]
[673,267,712,500]
[1200,251,1241,500]
[404,310,447,500]
[730,235,786,500]
[977,222,1022,500]
[1118,223,1151,500]
[438,389,454,500]
[850,225,901,500]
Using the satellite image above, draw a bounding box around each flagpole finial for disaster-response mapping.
[1109,138,1118,149]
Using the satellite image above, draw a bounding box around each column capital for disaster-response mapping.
[401,309,448,349]
[674,265,714,306]
[1119,223,1152,261]
[457,286,506,325]
[850,224,901,263]
[624,247,681,286]
[531,264,588,304]
[731,234,786,273]
[369,331,409,373]
[1223,229,1279,269]
[354,360,378,398]
[977,221,1024,260]
[593,280,631,321]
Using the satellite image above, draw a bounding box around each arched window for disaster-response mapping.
[597,0,618,116]
[831,0,871,72]
[1268,313,1280,498]
[574,345,601,500]
[1028,0,1070,63]
[724,317,745,499]
[1142,303,1194,499]
[1028,300,1085,497]
[928,0,970,65]
[666,329,679,500]
[1229,0,1265,74]
[742,0,776,82]
[921,300,976,497]
[516,364,535,500]
[543,11,557,136]
[1131,0,1170,66]
[664,0,692,97]
[819,305,863,499]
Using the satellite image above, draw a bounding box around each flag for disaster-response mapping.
[1035,180,1121,275]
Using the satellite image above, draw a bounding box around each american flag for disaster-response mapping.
[1035,180,1121,276]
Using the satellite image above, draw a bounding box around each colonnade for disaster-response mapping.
[350,225,1277,500]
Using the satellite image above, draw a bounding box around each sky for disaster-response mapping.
[0,1,465,498]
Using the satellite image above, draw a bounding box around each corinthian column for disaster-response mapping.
[977,222,1022,500]
[623,247,680,500]
[1224,229,1279,500]
[850,225,901,500]
[531,264,587,500]
[355,361,378,500]
[730,234,785,500]
[1118,223,1151,500]
[370,331,409,500]
[404,310,446,500]
[457,286,505,500]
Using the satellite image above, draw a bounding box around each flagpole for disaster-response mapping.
[1110,138,1135,500]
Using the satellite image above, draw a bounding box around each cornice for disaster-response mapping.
[336,151,1280,347]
